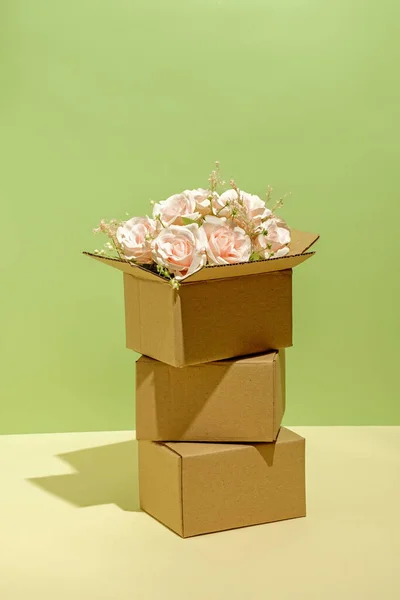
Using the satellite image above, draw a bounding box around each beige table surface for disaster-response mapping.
[0,427,399,600]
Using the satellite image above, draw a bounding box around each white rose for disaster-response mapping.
[116,216,158,263]
[254,218,291,259]
[184,188,217,216]
[151,223,207,280]
[153,192,201,227]
[202,215,252,265]
[214,189,272,226]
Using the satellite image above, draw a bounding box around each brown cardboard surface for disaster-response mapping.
[178,270,292,365]
[123,274,183,366]
[123,269,292,366]
[273,349,286,438]
[285,229,319,255]
[136,351,285,442]
[138,427,306,538]
[138,440,183,536]
[83,228,318,284]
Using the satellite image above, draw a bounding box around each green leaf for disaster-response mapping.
[182,217,199,226]
[249,251,262,262]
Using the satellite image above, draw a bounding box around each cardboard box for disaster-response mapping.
[138,427,306,537]
[85,229,318,367]
[135,350,285,442]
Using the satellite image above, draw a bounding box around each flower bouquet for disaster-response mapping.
[85,165,318,366]
[91,164,293,288]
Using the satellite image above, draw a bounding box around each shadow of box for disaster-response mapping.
[29,440,140,512]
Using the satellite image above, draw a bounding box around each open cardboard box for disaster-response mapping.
[136,350,285,442]
[139,427,306,537]
[85,229,318,367]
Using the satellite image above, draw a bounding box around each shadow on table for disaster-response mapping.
[28,440,140,512]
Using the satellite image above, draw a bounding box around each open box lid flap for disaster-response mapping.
[84,229,319,284]
[83,253,167,282]
[285,229,319,255]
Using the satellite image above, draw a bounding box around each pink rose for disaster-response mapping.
[254,218,291,259]
[151,223,207,280]
[116,216,158,263]
[202,216,251,265]
[211,189,233,217]
[153,192,201,227]
[184,188,215,216]
[214,189,271,226]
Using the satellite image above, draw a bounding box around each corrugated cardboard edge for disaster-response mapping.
[179,252,314,283]
[83,229,319,284]
[84,250,315,284]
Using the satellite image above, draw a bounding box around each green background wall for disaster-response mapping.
[1,0,399,433]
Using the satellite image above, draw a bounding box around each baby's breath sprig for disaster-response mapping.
[209,161,223,193]
[208,161,225,215]
[156,264,181,289]
[156,264,171,278]
[227,179,259,238]
[93,218,125,259]
[271,192,290,213]
[249,251,263,262]
[170,278,181,290]
[229,179,242,203]
[265,185,273,205]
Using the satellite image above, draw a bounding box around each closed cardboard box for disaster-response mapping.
[86,230,318,367]
[136,351,285,442]
[139,427,306,538]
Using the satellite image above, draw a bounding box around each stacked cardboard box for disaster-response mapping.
[87,229,318,537]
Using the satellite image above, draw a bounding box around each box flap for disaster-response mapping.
[83,252,168,283]
[184,229,319,283]
[183,252,314,282]
[84,228,319,284]
[287,229,319,255]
